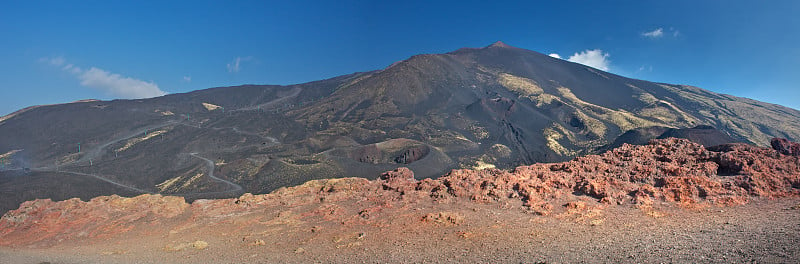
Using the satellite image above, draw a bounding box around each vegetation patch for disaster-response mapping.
[116,130,168,152]
[202,102,221,111]
[498,73,543,96]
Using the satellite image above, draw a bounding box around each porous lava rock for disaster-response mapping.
[0,194,187,246]
[2,138,800,247]
[771,137,800,156]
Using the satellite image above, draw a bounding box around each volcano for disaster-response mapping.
[1,41,799,214]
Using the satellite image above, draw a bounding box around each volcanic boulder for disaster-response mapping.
[771,137,800,156]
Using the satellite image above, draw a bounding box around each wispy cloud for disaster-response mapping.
[670,27,680,37]
[227,56,253,73]
[183,76,192,83]
[41,57,167,99]
[642,28,664,38]
[62,63,80,74]
[567,49,610,71]
[40,56,66,66]
[642,27,680,39]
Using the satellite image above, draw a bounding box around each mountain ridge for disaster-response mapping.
[1,42,799,215]
[2,138,799,256]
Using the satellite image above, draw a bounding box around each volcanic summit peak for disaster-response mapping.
[488,41,513,48]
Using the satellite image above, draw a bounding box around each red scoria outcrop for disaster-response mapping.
[1,138,799,247]
[771,137,800,156]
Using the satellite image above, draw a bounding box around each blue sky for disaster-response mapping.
[1,1,798,115]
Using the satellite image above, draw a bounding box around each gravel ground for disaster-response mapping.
[2,197,799,264]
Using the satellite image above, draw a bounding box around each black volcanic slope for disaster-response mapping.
[598,125,741,153]
[1,41,799,214]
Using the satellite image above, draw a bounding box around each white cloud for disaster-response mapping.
[567,49,610,71]
[183,76,192,82]
[227,56,253,73]
[78,67,166,99]
[642,28,664,38]
[41,57,167,99]
[643,27,681,39]
[549,53,561,59]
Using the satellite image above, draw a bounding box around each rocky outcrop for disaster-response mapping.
[2,138,799,247]
[0,195,188,246]
[771,137,800,156]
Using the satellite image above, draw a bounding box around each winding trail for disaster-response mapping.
[43,118,214,170]
[231,127,279,144]
[34,169,153,194]
[72,122,182,167]
[21,118,261,198]
[187,152,244,194]
[238,86,302,111]
[33,121,186,172]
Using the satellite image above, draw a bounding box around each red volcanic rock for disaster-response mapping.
[380,167,417,196]
[416,138,798,212]
[0,195,188,246]
[380,167,415,180]
[2,138,800,247]
[771,138,800,156]
[708,142,800,197]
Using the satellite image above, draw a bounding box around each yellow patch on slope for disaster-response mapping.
[557,87,660,132]
[654,100,699,124]
[116,130,167,152]
[570,110,607,138]
[180,173,204,190]
[635,91,659,105]
[0,149,22,160]
[156,176,182,192]
[632,88,698,124]
[543,127,576,156]
[157,172,204,193]
[0,115,15,125]
[498,73,543,95]
[202,102,221,111]
[472,160,496,170]
[529,93,558,107]
[58,152,82,165]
